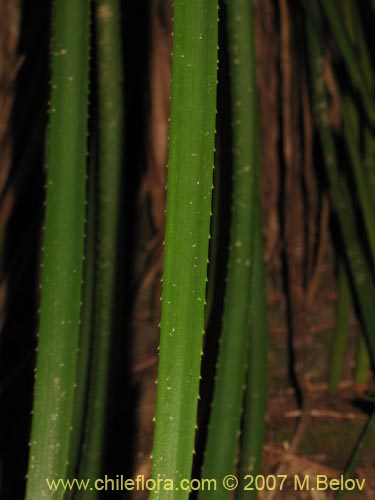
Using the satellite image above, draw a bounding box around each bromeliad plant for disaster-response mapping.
[25,0,269,497]
[10,0,373,498]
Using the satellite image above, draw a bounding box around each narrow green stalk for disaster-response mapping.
[319,0,374,127]
[200,1,261,498]
[340,1,373,388]
[344,0,375,226]
[340,95,375,263]
[150,2,218,499]
[238,186,268,499]
[305,6,375,365]
[342,0,373,89]
[355,336,370,388]
[341,0,355,40]
[328,262,351,394]
[25,0,90,498]
[364,129,374,204]
[337,3,375,263]
[335,409,375,500]
[68,155,96,476]
[78,0,124,488]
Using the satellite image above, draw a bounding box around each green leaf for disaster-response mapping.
[150,1,218,499]
[25,0,90,498]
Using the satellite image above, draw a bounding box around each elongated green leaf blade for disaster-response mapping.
[150,1,218,498]
[26,1,90,498]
